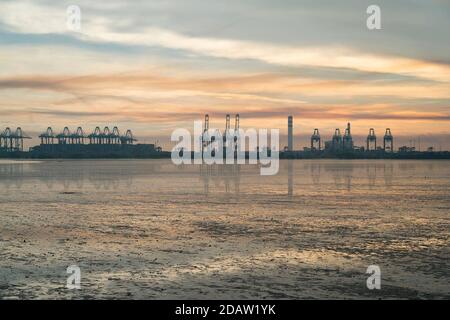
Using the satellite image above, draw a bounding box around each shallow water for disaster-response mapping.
[0,159,449,299]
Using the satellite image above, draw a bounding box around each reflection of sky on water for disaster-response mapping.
[0,159,444,195]
[0,161,135,191]
[0,159,448,299]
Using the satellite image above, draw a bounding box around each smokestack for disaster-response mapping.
[288,115,293,151]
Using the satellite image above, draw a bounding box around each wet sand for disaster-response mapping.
[0,159,449,299]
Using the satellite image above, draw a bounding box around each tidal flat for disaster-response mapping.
[0,159,448,299]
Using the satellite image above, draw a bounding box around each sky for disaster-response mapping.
[0,0,449,150]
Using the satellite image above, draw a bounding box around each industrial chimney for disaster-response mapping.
[288,115,293,151]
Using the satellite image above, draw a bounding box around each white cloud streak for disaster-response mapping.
[1,1,449,82]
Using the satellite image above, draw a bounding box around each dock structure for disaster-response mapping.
[38,126,137,146]
[367,128,377,151]
[1,120,437,160]
[223,114,231,143]
[384,128,394,152]
[342,123,353,151]
[39,127,55,145]
[331,128,342,151]
[311,129,321,151]
[0,127,31,152]
[200,114,241,158]
[28,126,151,158]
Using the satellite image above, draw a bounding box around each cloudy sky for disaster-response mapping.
[0,0,449,149]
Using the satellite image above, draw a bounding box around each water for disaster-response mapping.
[0,159,449,299]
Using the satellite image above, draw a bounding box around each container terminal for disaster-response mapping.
[0,117,449,160]
[0,126,169,159]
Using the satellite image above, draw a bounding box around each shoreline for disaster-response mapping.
[1,151,450,160]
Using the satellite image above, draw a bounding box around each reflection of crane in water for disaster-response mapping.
[323,163,353,191]
[199,164,241,197]
[367,163,377,189]
[0,160,155,190]
[383,162,394,188]
[304,162,321,186]
[0,163,25,189]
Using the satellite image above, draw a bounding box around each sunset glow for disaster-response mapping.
[0,0,449,149]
